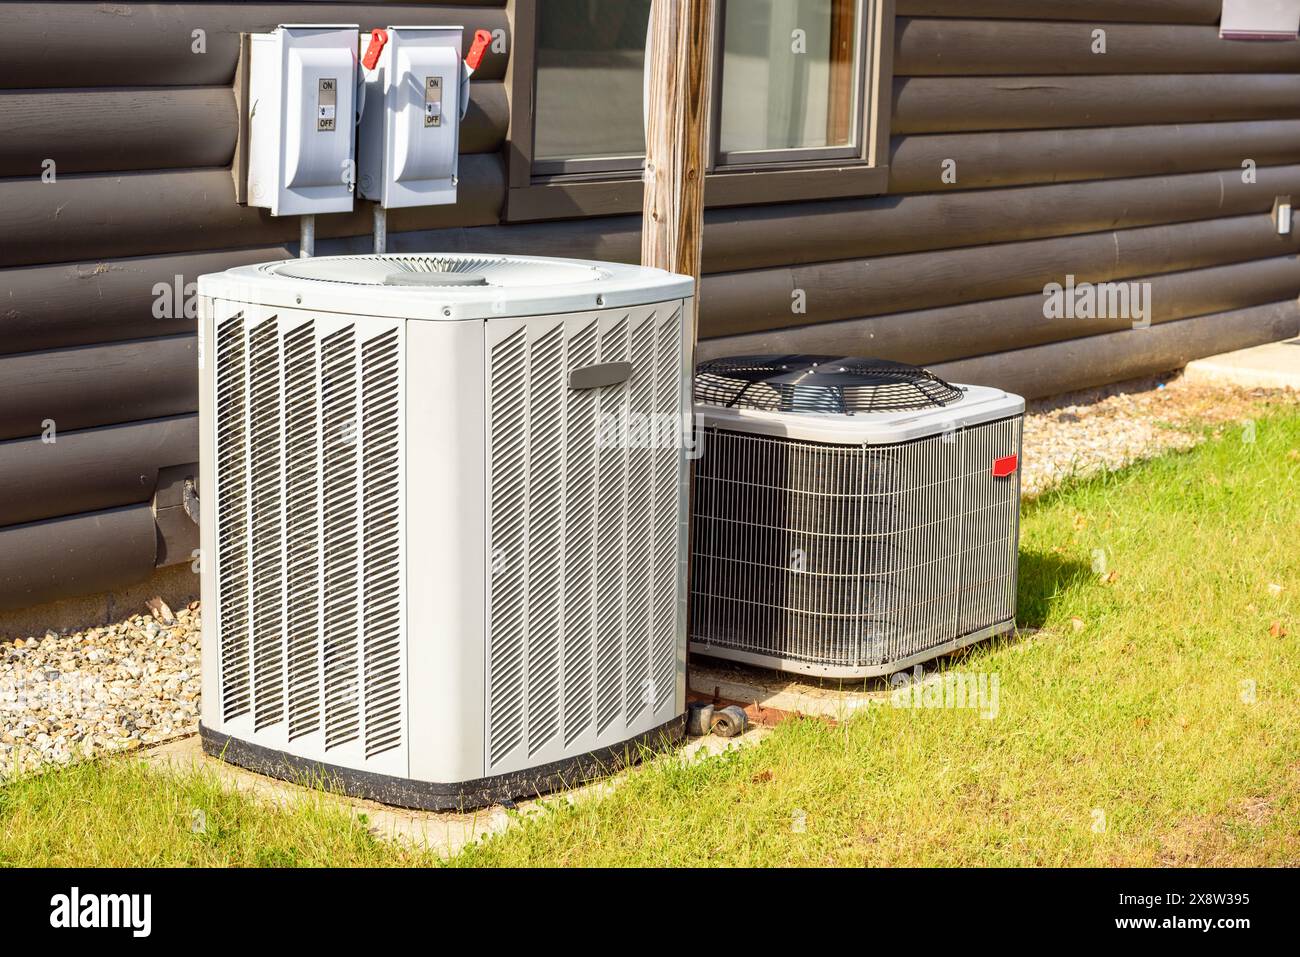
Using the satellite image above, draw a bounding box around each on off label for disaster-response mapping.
[424,75,443,128]
[317,77,337,131]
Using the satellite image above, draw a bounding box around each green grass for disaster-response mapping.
[0,759,436,866]
[3,404,1299,866]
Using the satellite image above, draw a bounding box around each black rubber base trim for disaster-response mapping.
[200,714,686,812]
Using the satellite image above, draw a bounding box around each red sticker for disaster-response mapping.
[992,454,1018,478]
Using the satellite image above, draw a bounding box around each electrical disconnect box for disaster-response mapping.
[247,24,358,216]
[358,26,480,209]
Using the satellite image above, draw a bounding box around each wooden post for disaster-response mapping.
[642,0,712,706]
[641,0,713,308]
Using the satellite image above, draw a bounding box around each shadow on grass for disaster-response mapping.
[1016,548,1094,629]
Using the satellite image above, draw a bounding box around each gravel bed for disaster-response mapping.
[1021,372,1298,496]
[0,601,200,778]
[1,372,1295,777]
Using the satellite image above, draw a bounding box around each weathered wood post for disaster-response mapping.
[641,0,712,307]
[642,0,712,709]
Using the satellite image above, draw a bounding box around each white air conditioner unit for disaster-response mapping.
[196,254,694,809]
[690,356,1024,678]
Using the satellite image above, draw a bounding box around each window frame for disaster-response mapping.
[709,0,870,169]
[505,0,894,222]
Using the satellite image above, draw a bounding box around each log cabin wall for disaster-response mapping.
[0,0,1298,611]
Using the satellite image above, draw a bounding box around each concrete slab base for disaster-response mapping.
[688,657,893,721]
[687,631,1040,723]
[1183,336,1300,390]
[140,723,770,858]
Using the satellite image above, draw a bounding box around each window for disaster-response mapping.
[716,0,864,165]
[509,0,894,219]
[533,0,651,172]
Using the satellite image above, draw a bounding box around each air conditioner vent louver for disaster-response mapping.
[213,314,406,770]
[361,329,404,759]
[696,355,964,414]
[282,322,321,741]
[321,325,361,752]
[562,322,600,746]
[215,316,251,724]
[484,307,686,774]
[248,320,286,733]
[594,318,628,736]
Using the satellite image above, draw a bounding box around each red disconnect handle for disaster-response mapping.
[992,454,1019,478]
[361,29,389,70]
[465,29,492,73]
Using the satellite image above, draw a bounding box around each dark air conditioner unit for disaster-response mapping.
[690,355,1024,678]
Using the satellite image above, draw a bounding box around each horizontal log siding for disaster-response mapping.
[0,81,508,177]
[0,505,159,612]
[700,217,1300,337]
[700,166,1300,273]
[893,75,1300,133]
[0,248,291,357]
[698,256,1300,365]
[929,300,1300,399]
[0,3,510,89]
[0,415,197,527]
[3,159,1289,272]
[9,163,1297,346]
[0,155,506,268]
[895,1,1224,22]
[888,121,1300,193]
[895,20,1300,75]
[0,336,196,442]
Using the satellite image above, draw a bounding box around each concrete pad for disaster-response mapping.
[140,736,514,855]
[139,724,770,858]
[688,656,893,722]
[687,633,1041,722]
[1183,336,1300,390]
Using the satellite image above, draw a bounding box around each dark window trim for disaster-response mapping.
[505,0,894,223]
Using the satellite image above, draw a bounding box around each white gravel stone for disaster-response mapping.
[1020,373,1298,497]
[0,601,202,778]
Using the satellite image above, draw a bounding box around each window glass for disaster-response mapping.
[534,0,652,166]
[718,0,860,158]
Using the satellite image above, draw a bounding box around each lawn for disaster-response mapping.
[3,403,1298,867]
[0,758,436,867]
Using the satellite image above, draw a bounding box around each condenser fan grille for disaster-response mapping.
[269,254,608,288]
[696,355,964,414]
